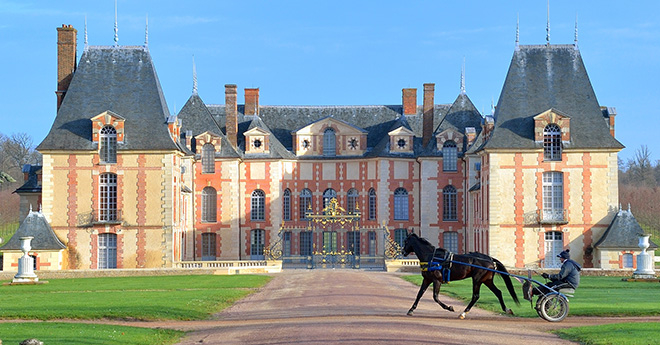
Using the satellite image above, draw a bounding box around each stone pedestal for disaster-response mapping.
[633,234,656,279]
[12,236,39,283]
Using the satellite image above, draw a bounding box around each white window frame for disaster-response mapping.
[98,233,117,269]
[100,125,117,164]
[393,188,409,220]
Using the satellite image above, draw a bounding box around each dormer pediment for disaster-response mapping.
[91,110,126,143]
[294,117,367,136]
[196,131,223,152]
[435,128,464,152]
[244,127,270,136]
[534,108,571,142]
[244,127,270,154]
[292,117,367,156]
[388,126,415,153]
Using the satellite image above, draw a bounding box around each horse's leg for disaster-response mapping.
[484,279,513,315]
[408,276,431,316]
[431,278,455,312]
[460,280,482,319]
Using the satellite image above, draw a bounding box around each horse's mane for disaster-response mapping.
[415,235,435,249]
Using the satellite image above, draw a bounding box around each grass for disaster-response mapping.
[0,322,184,345]
[401,275,660,318]
[554,322,660,345]
[0,274,271,320]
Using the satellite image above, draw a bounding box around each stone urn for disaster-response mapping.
[634,234,655,277]
[13,236,38,282]
[20,236,33,255]
[638,234,650,254]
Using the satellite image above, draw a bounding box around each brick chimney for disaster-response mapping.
[225,84,238,148]
[465,127,476,146]
[245,88,259,116]
[402,88,417,115]
[422,83,435,146]
[56,24,77,111]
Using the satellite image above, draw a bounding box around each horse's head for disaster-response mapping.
[402,232,418,257]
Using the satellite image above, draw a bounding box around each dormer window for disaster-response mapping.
[388,126,415,154]
[323,128,336,156]
[100,126,117,164]
[543,124,562,161]
[302,139,311,149]
[253,139,262,148]
[442,140,457,172]
[202,143,215,173]
[348,137,359,150]
[244,127,270,154]
[397,138,407,149]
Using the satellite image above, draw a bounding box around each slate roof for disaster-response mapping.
[594,207,658,250]
[421,92,483,156]
[0,210,66,251]
[13,165,42,194]
[483,44,624,151]
[38,46,179,152]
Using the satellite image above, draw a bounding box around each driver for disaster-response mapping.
[523,249,582,300]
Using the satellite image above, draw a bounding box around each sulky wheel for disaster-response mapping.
[538,293,569,322]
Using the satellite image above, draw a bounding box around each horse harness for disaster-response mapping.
[419,250,454,283]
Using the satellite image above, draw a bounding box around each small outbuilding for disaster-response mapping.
[1,208,66,271]
[593,205,658,270]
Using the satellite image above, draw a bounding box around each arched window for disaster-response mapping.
[443,185,457,221]
[543,124,562,161]
[443,232,458,252]
[98,233,117,269]
[323,188,337,209]
[323,128,336,157]
[368,188,377,220]
[202,143,215,173]
[251,229,265,259]
[542,172,564,222]
[201,233,216,261]
[201,187,217,222]
[251,189,266,221]
[100,125,117,164]
[299,189,312,220]
[99,173,117,222]
[347,188,358,214]
[282,189,291,221]
[393,188,409,220]
[442,140,457,171]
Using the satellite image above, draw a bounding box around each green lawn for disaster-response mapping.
[0,275,271,320]
[0,322,184,345]
[0,274,270,344]
[401,275,660,317]
[554,322,660,345]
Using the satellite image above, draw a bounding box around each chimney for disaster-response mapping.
[245,88,260,116]
[604,106,617,137]
[422,83,435,146]
[483,116,495,141]
[225,84,238,148]
[402,88,417,115]
[465,127,476,146]
[184,130,193,150]
[56,24,77,111]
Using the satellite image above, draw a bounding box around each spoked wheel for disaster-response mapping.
[536,293,569,322]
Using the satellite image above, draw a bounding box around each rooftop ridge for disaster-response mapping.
[519,44,577,49]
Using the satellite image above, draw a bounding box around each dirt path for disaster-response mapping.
[24,270,656,344]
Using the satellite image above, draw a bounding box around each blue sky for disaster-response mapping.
[1,1,658,163]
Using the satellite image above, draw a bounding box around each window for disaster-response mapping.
[544,231,563,268]
[443,185,458,221]
[323,128,336,156]
[283,231,291,257]
[394,229,407,248]
[347,231,360,255]
[250,229,265,260]
[543,124,562,161]
[201,187,217,222]
[542,172,564,222]
[368,188,377,220]
[443,232,458,252]
[442,140,457,171]
[201,233,216,261]
[368,231,376,255]
[202,143,215,173]
[100,125,117,164]
[622,253,634,268]
[323,188,337,209]
[300,231,312,256]
[98,233,117,269]
[393,188,409,220]
[347,188,358,214]
[323,231,337,252]
[282,189,291,221]
[251,189,265,221]
[99,173,117,222]
[300,189,312,220]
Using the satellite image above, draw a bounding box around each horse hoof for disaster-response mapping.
[459,312,467,319]
[407,311,414,316]
[506,308,514,315]
[448,306,455,312]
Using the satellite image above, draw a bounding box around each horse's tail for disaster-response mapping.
[493,258,521,306]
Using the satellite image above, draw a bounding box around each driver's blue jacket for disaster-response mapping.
[549,259,582,288]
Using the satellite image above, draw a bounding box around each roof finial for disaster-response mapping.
[145,14,149,47]
[574,13,579,48]
[192,55,198,95]
[84,14,88,49]
[29,203,33,213]
[460,57,466,94]
[546,0,550,45]
[515,13,520,50]
[114,0,119,47]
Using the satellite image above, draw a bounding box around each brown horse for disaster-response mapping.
[402,233,520,319]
